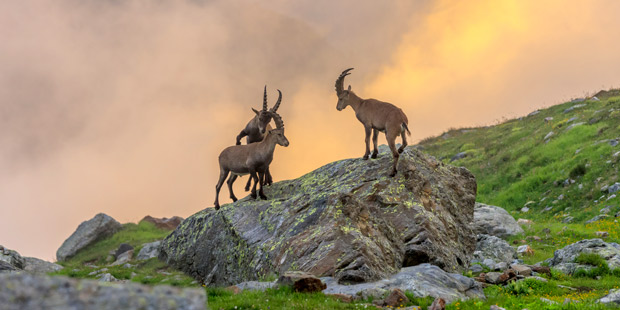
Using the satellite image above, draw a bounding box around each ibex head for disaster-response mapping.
[269,112,289,147]
[252,86,276,135]
[335,68,354,111]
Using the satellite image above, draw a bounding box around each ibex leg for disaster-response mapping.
[398,129,408,154]
[227,175,238,202]
[387,131,400,177]
[258,172,268,200]
[244,177,252,192]
[363,126,372,160]
[214,169,230,210]
[265,167,273,186]
[371,129,379,159]
[249,171,259,199]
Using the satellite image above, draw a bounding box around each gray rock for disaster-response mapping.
[137,241,162,260]
[98,273,119,282]
[521,207,530,212]
[544,117,554,122]
[56,213,122,261]
[564,104,586,113]
[115,243,133,258]
[544,132,554,140]
[450,151,468,162]
[0,261,18,273]
[0,273,206,310]
[494,262,508,271]
[562,216,574,223]
[111,250,133,266]
[566,122,584,131]
[601,206,612,214]
[484,272,505,284]
[599,288,620,304]
[510,264,532,276]
[469,264,483,273]
[22,257,63,274]
[528,110,541,116]
[473,203,524,238]
[586,215,609,224]
[322,264,484,304]
[490,305,506,310]
[160,148,477,285]
[609,183,620,194]
[545,239,620,273]
[0,245,25,270]
[611,139,620,147]
[474,235,517,264]
[481,258,496,268]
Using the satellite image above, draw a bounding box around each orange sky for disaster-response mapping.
[1,0,619,261]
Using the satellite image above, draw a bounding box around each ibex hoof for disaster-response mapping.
[259,193,268,200]
[250,193,257,199]
[235,141,241,146]
[231,197,238,202]
[371,153,378,159]
[215,205,220,210]
[398,148,405,154]
[244,186,250,192]
[389,171,397,178]
[362,155,369,160]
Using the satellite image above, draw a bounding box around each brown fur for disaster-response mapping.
[335,68,411,177]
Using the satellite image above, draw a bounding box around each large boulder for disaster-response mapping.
[0,245,25,270]
[545,239,620,274]
[472,235,517,266]
[0,273,206,310]
[57,213,122,262]
[473,203,523,238]
[22,257,63,274]
[160,147,477,285]
[322,264,484,304]
[1,245,63,274]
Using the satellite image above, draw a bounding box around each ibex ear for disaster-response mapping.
[251,108,260,115]
[347,85,351,91]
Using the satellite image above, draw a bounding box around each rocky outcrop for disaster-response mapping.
[599,289,620,304]
[545,239,620,274]
[472,235,517,266]
[473,203,523,238]
[141,216,184,230]
[0,273,206,310]
[322,264,484,304]
[160,147,477,285]
[1,245,62,274]
[57,213,122,261]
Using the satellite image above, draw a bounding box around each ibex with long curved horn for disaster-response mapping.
[235,86,282,189]
[334,68,411,177]
[215,112,289,210]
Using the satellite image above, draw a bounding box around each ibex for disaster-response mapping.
[334,68,411,177]
[235,86,282,190]
[214,112,289,210]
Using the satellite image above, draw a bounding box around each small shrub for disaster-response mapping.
[569,164,587,178]
[575,253,606,267]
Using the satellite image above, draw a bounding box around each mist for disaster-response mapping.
[1,0,619,260]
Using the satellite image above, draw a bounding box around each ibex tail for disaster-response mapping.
[402,122,411,136]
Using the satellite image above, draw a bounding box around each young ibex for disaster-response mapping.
[235,86,282,189]
[214,112,289,210]
[334,68,411,177]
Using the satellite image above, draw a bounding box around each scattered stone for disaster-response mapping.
[528,110,541,117]
[0,273,206,310]
[517,219,533,226]
[544,132,554,141]
[484,272,508,284]
[562,216,574,224]
[494,262,508,271]
[111,250,133,266]
[521,207,529,212]
[531,266,551,276]
[591,96,600,101]
[428,297,446,310]
[601,206,612,213]
[98,273,119,282]
[542,228,551,234]
[469,264,483,273]
[596,231,609,238]
[56,213,122,262]
[544,117,554,122]
[586,214,609,224]
[609,183,620,194]
[277,271,326,293]
[599,288,620,304]
[510,264,532,276]
[473,203,524,238]
[564,104,586,113]
[473,235,517,265]
[517,245,534,256]
[566,122,585,131]
[322,264,484,304]
[384,288,409,307]
[140,216,184,230]
[607,194,617,201]
[611,139,620,147]
[22,257,63,274]
[490,305,506,310]
[136,240,162,260]
[115,243,134,258]
[450,151,468,162]
[0,246,25,270]
[541,297,558,304]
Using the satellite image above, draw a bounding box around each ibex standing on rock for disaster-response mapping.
[214,112,289,210]
[235,86,282,189]
[334,68,411,177]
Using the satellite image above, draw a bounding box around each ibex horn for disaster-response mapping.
[271,111,284,130]
[270,89,282,112]
[335,68,354,94]
[263,85,268,111]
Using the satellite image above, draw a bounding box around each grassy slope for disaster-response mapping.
[47,92,620,309]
